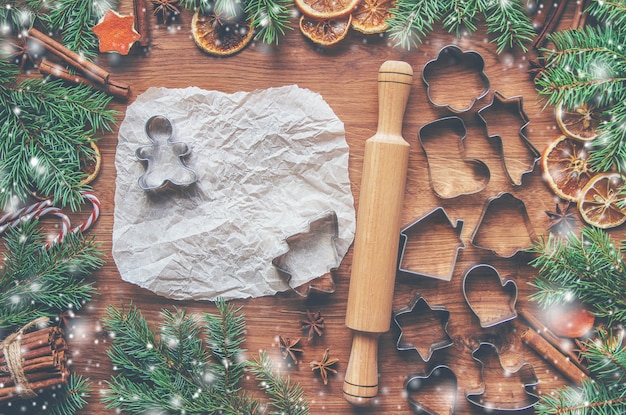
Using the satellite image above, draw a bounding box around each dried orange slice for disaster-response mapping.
[541,135,594,202]
[351,0,394,34]
[555,101,606,142]
[80,141,102,185]
[294,0,360,19]
[578,172,626,229]
[191,10,254,56]
[299,14,351,46]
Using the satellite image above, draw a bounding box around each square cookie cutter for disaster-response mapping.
[135,115,198,191]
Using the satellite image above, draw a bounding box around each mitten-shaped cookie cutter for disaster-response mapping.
[136,115,198,191]
[462,264,518,328]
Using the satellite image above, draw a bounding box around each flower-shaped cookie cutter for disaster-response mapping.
[422,45,490,113]
[135,115,198,191]
[405,365,458,415]
[462,263,518,328]
[466,342,539,412]
[272,210,340,297]
[398,207,465,281]
[393,294,453,362]
[476,91,540,186]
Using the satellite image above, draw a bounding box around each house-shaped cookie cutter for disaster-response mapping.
[462,264,518,328]
[135,115,198,191]
[393,294,453,362]
[398,207,465,281]
[405,365,458,415]
[422,45,490,113]
[476,91,540,186]
[272,210,340,297]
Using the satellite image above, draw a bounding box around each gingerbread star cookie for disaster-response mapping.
[92,9,141,55]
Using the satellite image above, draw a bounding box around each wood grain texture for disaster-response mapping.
[1,2,590,414]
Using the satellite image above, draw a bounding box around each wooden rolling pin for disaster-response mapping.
[343,60,413,406]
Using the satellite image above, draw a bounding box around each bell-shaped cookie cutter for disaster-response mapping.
[393,294,453,362]
[405,365,458,415]
[422,45,490,113]
[135,115,198,191]
[398,207,465,281]
[466,342,539,412]
[462,264,518,328]
[476,91,540,186]
[272,210,340,297]
[470,192,537,258]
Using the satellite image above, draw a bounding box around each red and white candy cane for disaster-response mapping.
[0,199,52,227]
[0,202,71,248]
[72,192,100,234]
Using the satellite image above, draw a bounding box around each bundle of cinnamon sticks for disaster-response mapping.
[0,326,69,404]
[28,28,131,100]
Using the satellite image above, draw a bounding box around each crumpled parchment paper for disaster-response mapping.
[112,85,356,300]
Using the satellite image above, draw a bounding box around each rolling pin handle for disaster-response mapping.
[343,331,380,406]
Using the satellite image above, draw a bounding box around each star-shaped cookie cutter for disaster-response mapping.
[393,294,453,362]
[135,115,198,192]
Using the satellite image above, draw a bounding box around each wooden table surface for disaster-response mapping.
[4,1,590,414]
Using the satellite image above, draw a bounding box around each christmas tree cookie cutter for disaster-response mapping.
[418,117,491,199]
[398,207,465,281]
[271,210,340,297]
[422,45,490,113]
[470,192,537,258]
[393,294,453,362]
[476,91,540,186]
[466,342,539,412]
[135,115,198,192]
[462,263,518,328]
[405,365,458,415]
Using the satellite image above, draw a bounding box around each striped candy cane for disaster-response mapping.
[0,199,52,227]
[72,192,101,234]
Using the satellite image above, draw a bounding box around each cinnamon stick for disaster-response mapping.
[521,326,588,385]
[28,28,110,85]
[0,374,67,403]
[39,58,131,100]
[532,0,570,49]
[134,0,151,47]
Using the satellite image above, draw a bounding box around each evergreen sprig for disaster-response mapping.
[528,227,626,327]
[44,374,92,415]
[246,0,293,45]
[0,60,117,211]
[0,219,103,330]
[535,328,626,415]
[387,0,534,53]
[102,300,310,415]
[534,0,626,173]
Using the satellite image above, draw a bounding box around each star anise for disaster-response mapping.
[152,0,180,23]
[6,37,38,70]
[300,310,325,341]
[310,348,338,385]
[545,202,577,235]
[279,336,303,364]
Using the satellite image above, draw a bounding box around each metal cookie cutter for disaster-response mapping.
[419,116,490,199]
[462,264,518,328]
[405,365,458,415]
[272,210,340,297]
[466,342,539,412]
[422,45,490,113]
[470,192,537,258]
[476,91,540,186]
[398,207,465,281]
[393,294,453,362]
[136,115,198,191]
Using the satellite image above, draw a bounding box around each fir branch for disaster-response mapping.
[387,0,442,50]
[45,374,91,415]
[248,351,310,415]
[440,0,478,37]
[587,0,626,28]
[535,379,626,415]
[0,0,43,33]
[584,328,626,384]
[246,0,293,45]
[46,0,109,57]
[0,220,102,330]
[0,65,117,210]
[481,0,535,53]
[528,227,626,326]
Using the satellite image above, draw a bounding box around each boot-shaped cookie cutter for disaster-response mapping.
[393,294,453,362]
[476,91,540,186]
[272,210,340,297]
[136,115,198,191]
